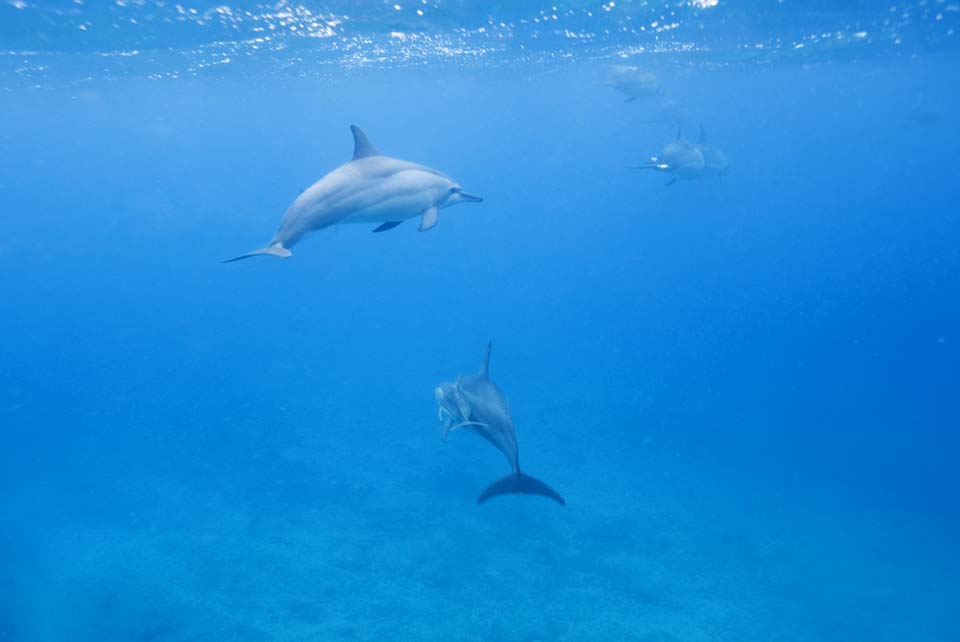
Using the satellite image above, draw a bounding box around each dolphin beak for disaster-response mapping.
[460,192,483,203]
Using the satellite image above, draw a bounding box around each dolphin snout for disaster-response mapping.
[460,192,483,203]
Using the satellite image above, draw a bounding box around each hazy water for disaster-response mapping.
[1,2,959,641]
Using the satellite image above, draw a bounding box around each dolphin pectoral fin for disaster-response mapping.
[665,177,678,186]
[418,207,439,232]
[453,421,487,431]
[442,421,487,442]
[373,221,403,232]
[477,472,566,506]
[222,242,291,263]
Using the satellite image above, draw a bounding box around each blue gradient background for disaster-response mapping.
[1,2,958,641]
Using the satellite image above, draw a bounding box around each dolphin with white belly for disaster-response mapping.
[435,343,566,506]
[224,125,482,262]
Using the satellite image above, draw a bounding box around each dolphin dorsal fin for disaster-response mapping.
[479,342,492,378]
[350,125,380,160]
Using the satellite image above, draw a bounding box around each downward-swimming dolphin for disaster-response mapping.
[224,125,482,262]
[435,343,566,506]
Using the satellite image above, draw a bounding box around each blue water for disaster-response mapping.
[2,2,959,641]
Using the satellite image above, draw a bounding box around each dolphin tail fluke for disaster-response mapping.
[477,472,566,506]
[222,243,292,263]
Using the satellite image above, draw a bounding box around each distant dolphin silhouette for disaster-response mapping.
[607,65,661,102]
[636,96,691,129]
[224,125,482,262]
[435,343,566,506]
[693,126,729,176]
[630,128,712,185]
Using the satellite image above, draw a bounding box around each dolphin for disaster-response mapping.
[224,125,482,262]
[608,65,661,102]
[435,343,566,506]
[630,127,705,186]
[693,126,729,176]
[636,97,691,129]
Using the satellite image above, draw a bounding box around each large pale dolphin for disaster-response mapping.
[224,125,482,262]
[435,343,566,506]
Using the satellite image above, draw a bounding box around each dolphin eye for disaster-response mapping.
[449,187,459,194]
